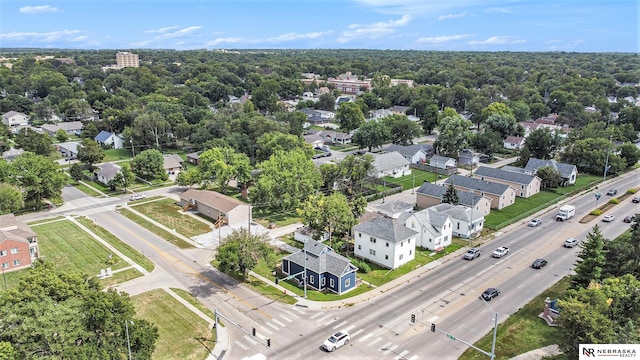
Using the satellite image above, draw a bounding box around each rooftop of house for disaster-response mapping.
[353,217,418,243]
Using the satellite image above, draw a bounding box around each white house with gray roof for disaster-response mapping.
[384,144,433,164]
[415,182,492,216]
[96,162,122,185]
[2,111,29,128]
[353,217,418,269]
[444,174,516,209]
[375,200,414,219]
[430,155,456,169]
[432,203,484,239]
[369,151,411,178]
[524,158,577,185]
[398,208,453,251]
[473,166,541,198]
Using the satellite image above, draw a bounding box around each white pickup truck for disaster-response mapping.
[492,247,509,258]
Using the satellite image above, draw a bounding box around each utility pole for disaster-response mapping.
[603,135,612,182]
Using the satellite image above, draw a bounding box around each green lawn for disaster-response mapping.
[458,277,569,360]
[132,289,215,360]
[117,207,194,249]
[383,168,442,190]
[75,182,104,197]
[103,148,133,162]
[129,197,212,238]
[484,191,560,229]
[171,288,217,320]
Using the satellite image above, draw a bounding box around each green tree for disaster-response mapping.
[336,102,365,133]
[198,147,251,193]
[77,137,105,171]
[618,142,640,168]
[442,183,459,204]
[351,119,390,152]
[255,132,313,162]
[421,103,439,135]
[110,163,135,191]
[297,192,357,248]
[7,152,66,209]
[132,111,170,150]
[0,183,24,215]
[436,112,473,157]
[175,167,203,187]
[250,150,322,213]
[383,114,421,145]
[470,130,502,159]
[69,163,84,183]
[483,113,523,138]
[0,341,16,360]
[131,149,166,181]
[535,165,563,189]
[331,154,374,196]
[525,127,563,160]
[572,225,607,289]
[316,92,336,111]
[479,102,514,125]
[13,128,53,156]
[215,228,275,282]
[0,261,158,359]
[55,129,69,143]
[561,138,625,175]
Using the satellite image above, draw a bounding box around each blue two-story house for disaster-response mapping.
[281,239,358,295]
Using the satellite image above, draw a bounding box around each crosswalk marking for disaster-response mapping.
[258,326,273,335]
[324,317,336,324]
[394,350,409,360]
[358,333,373,342]
[315,314,331,322]
[350,328,364,338]
[279,314,293,323]
[408,355,419,360]
[243,335,259,345]
[332,320,348,329]
[271,318,285,327]
[235,341,249,350]
[368,337,382,347]
[344,325,356,332]
[291,306,306,314]
[266,322,279,331]
[310,312,324,319]
[379,342,393,353]
[282,310,300,319]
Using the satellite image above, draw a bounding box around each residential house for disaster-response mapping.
[186,151,201,165]
[353,217,418,269]
[293,226,329,243]
[96,162,122,185]
[388,106,410,115]
[458,149,479,167]
[444,174,516,209]
[504,136,526,150]
[384,144,433,164]
[178,189,251,228]
[473,166,541,198]
[415,182,492,216]
[429,155,456,170]
[0,214,39,273]
[94,130,124,149]
[375,200,414,219]
[41,121,84,136]
[281,239,358,295]
[1,111,29,128]
[303,133,325,149]
[524,158,577,185]
[519,122,541,137]
[300,108,335,125]
[2,148,23,161]
[431,203,484,239]
[57,141,80,160]
[398,208,453,251]
[163,154,184,176]
[320,129,351,145]
[369,151,411,178]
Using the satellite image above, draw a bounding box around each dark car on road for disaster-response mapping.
[531,259,548,269]
[633,196,640,203]
[624,216,634,223]
[481,288,500,301]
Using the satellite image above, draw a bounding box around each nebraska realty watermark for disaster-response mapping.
[580,344,639,359]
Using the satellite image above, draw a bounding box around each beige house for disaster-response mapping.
[415,182,492,216]
[178,189,251,228]
[444,174,516,210]
[473,166,541,198]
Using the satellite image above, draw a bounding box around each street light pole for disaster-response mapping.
[481,297,499,360]
[125,320,132,360]
[603,136,612,182]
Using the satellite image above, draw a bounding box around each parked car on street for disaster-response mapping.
[528,218,542,227]
[481,288,500,301]
[603,214,615,222]
[130,193,146,201]
[322,330,350,352]
[564,238,579,248]
[531,259,548,269]
[606,188,618,196]
[463,248,481,260]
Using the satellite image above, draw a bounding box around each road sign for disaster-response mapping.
[595,192,602,200]
[447,334,456,340]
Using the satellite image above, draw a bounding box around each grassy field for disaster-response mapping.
[130,197,212,238]
[484,191,560,229]
[103,148,133,162]
[458,277,569,360]
[171,288,218,320]
[117,207,194,249]
[132,289,215,360]
[383,168,445,190]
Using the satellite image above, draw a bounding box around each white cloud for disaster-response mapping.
[19,5,61,14]
[145,26,180,34]
[157,26,202,39]
[338,15,411,43]
[438,12,468,20]
[206,37,248,46]
[266,31,330,43]
[468,36,526,45]
[417,34,472,44]
[0,30,84,43]
[545,39,584,51]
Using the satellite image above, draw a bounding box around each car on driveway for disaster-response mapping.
[531,259,548,269]
[463,248,481,260]
[322,330,350,352]
[603,214,615,222]
[624,216,634,223]
[606,188,618,196]
[481,288,500,301]
[564,238,579,248]
[528,218,542,227]
[633,196,640,203]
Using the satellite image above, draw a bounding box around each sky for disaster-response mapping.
[0,0,638,52]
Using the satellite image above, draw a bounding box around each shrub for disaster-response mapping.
[590,209,603,216]
[609,198,619,204]
[352,259,372,273]
[628,189,637,194]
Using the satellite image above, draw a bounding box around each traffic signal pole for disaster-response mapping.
[215,309,279,355]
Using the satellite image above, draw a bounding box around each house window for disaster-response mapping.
[330,279,335,287]
[322,277,326,286]
[358,233,362,237]
[0,250,6,257]
[409,250,413,255]
[411,221,415,229]
[386,242,389,247]
[408,238,410,244]
[358,244,361,250]
[521,184,525,189]
[369,249,376,256]
[13,259,20,266]
[385,255,389,260]
[345,278,350,287]
[457,222,460,230]
[370,237,377,243]
[1,262,7,269]
[399,254,403,260]
[10,248,18,254]
[309,276,314,285]
[401,242,403,247]
[444,236,449,242]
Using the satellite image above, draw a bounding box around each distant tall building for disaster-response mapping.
[116,51,139,68]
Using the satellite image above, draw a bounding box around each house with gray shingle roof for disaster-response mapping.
[96,162,122,185]
[353,217,418,269]
[94,130,124,149]
[444,174,516,209]
[384,143,433,164]
[281,239,358,295]
[41,121,84,136]
[473,166,541,198]
[398,208,453,250]
[524,158,577,185]
[1,111,29,128]
[432,203,484,239]
[429,155,456,169]
[375,200,414,219]
[415,182,492,216]
[369,151,411,178]
[178,189,251,228]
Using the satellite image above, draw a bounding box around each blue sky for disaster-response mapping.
[0,0,638,52]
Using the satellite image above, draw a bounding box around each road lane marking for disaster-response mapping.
[235,341,249,350]
[368,337,382,347]
[271,319,285,327]
[408,355,419,360]
[279,314,293,323]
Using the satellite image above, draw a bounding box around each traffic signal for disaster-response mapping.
[252,327,256,336]
[410,314,416,323]
[431,323,436,332]
[266,338,271,347]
